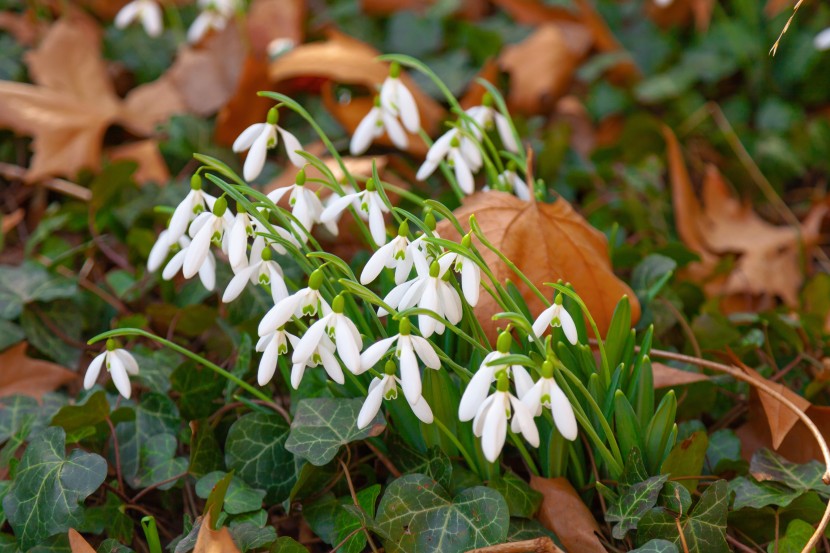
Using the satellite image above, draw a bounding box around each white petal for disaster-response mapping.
[550,382,578,441]
[290,363,306,389]
[512,365,534,400]
[481,396,507,462]
[141,3,163,37]
[335,317,362,374]
[147,231,172,272]
[108,353,132,399]
[360,242,394,285]
[460,137,482,171]
[459,359,496,421]
[418,281,438,338]
[319,346,345,384]
[521,380,545,417]
[243,128,272,181]
[115,350,140,376]
[409,336,440,369]
[473,394,496,436]
[267,264,289,303]
[452,151,474,195]
[531,305,556,339]
[367,200,387,246]
[320,193,359,223]
[115,2,141,29]
[278,127,306,167]
[350,108,381,155]
[398,339,421,404]
[162,249,185,280]
[382,110,408,150]
[409,394,433,424]
[292,317,330,365]
[510,395,540,447]
[168,190,196,241]
[816,28,830,51]
[395,81,420,133]
[415,159,439,181]
[439,282,462,325]
[266,185,293,205]
[183,222,213,278]
[84,353,106,389]
[188,211,212,238]
[357,377,387,429]
[378,279,415,316]
[198,252,216,291]
[258,338,280,385]
[559,307,578,345]
[359,336,398,374]
[228,216,250,270]
[461,261,480,307]
[494,113,519,153]
[223,264,258,303]
[426,130,455,162]
[258,294,302,335]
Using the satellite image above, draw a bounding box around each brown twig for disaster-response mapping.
[364,440,402,478]
[105,416,125,493]
[465,538,564,553]
[0,161,92,201]
[130,471,188,503]
[727,533,760,553]
[338,459,380,553]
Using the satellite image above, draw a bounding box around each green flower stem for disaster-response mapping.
[88,328,272,404]
[509,432,540,477]
[433,416,477,469]
[396,307,489,355]
[377,181,429,207]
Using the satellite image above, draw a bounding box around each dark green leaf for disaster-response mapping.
[196,472,266,515]
[81,492,134,544]
[135,433,187,490]
[51,391,110,434]
[505,518,559,544]
[171,362,224,420]
[225,413,295,503]
[659,482,691,514]
[115,393,180,484]
[0,262,76,319]
[631,539,679,553]
[98,539,135,553]
[20,304,81,367]
[228,523,277,552]
[488,471,543,519]
[607,475,668,539]
[188,420,224,478]
[395,445,452,490]
[333,484,381,553]
[751,449,830,497]
[268,536,308,552]
[661,431,708,493]
[729,477,802,510]
[0,321,24,351]
[705,429,743,473]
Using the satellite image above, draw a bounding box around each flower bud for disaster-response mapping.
[497,330,512,354]
[267,107,279,126]
[399,317,411,335]
[389,62,401,78]
[308,269,324,290]
[190,173,202,190]
[296,168,306,186]
[213,197,228,217]
[332,294,345,314]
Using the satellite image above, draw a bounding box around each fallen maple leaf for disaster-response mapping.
[108,140,171,185]
[0,342,76,400]
[67,530,95,553]
[438,191,640,343]
[652,362,710,389]
[194,514,241,553]
[530,476,606,553]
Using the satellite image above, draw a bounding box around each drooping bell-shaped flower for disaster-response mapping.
[255,326,297,386]
[267,169,332,240]
[437,234,481,307]
[257,269,331,336]
[350,96,408,155]
[360,220,428,285]
[166,174,216,243]
[161,235,216,291]
[290,333,342,389]
[531,294,578,345]
[416,130,482,194]
[472,373,540,462]
[184,196,233,279]
[357,360,433,429]
[518,360,578,441]
[464,94,519,153]
[115,0,163,37]
[187,0,237,43]
[292,294,363,375]
[459,330,523,421]
[84,339,139,399]
[320,178,390,246]
[379,62,420,134]
[233,107,305,181]
[223,244,288,304]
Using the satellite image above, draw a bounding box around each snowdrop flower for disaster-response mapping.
[358,360,433,429]
[416,129,482,194]
[465,98,518,153]
[187,0,236,43]
[358,317,440,404]
[257,269,331,335]
[227,208,255,272]
[350,96,408,155]
[472,373,539,462]
[379,261,461,338]
[161,235,216,291]
[531,295,578,345]
[815,28,830,51]
[223,244,288,304]
[517,360,578,441]
[267,37,295,59]
[84,340,139,399]
[115,0,163,37]
[256,327,297,386]
[360,220,428,285]
[380,63,420,134]
[166,174,216,243]
[291,333,342,389]
[267,169,332,239]
[233,107,305,181]
[493,166,531,201]
[292,295,362,374]
[147,229,173,272]
[437,235,481,307]
[184,197,233,279]
[320,178,390,246]
[459,331,521,421]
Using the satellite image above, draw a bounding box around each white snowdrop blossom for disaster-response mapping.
[255,327,297,386]
[320,178,389,246]
[472,374,539,462]
[166,175,216,242]
[291,333,342,389]
[459,331,522,421]
[350,96,409,155]
[380,64,420,134]
[233,108,305,181]
[532,296,578,345]
[358,317,440,404]
[437,236,481,307]
[465,101,518,153]
[516,360,578,441]
[115,0,163,37]
[357,360,433,429]
[227,210,255,272]
[161,235,216,291]
[494,168,531,201]
[292,295,362,375]
[187,0,236,43]
[223,243,288,304]
[84,340,139,399]
[815,28,830,51]
[360,221,427,285]
[147,229,173,273]
[378,261,461,338]
[183,197,233,279]
[415,128,482,194]
[267,37,295,59]
[267,170,333,239]
[257,269,331,336]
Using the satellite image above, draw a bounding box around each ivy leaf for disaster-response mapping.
[505,518,559,543]
[225,413,295,503]
[0,262,76,319]
[771,519,815,553]
[0,321,24,351]
[134,433,187,490]
[268,537,307,552]
[395,445,452,490]
[705,429,744,474]
[3,427,106,550]
[196,472,266,515]
[188,420,224,479]
[285,398,385,466]
[659,482,692,514]
[51,391,110,434]
[333,484,381,553]
[130,347,178,394]
[631,539,679,553]
[171,362,224,420]
[607,475,668,539]
[375,474,509,553]
[0,395,40,443]
[227,523,276,553]
[729,477,802,510]
[638,480,729,553]
[750,449,830,497]
[115,393,180,484]
[488,471,543,519]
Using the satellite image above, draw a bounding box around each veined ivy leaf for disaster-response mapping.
[0,321,24,351]
[0,395,38,443]
[196,472,266,515]
[729,477,802,510]
[115,392,180,484]
[631,539,679,552]
[2,427,106,550]
[227,522,276,552]
[607,475,668,539]
[171,362,224,420]
[0,262,76,319]
[375,474,509,553]
[98,539,136,553]
[394,445,452,490]
[51,391,110,434]
[771,519,815,553]
[225,412,295,503]
[705,429,743,473]
[488,470,543,519]
[130,347,179,394]
[505,518,559,544]
[750,449,830,497]
[638,480,729,553]
[285,398,385,466]
[135,433,187,490]
[333,484,381,553]
[188,419,223,478]
[659,482,691,514]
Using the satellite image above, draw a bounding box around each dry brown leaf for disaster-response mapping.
[68,530,95,553]
[437,191,640,343]
[214,56,275,146]
[664,126,824,308]
[0,10,47,46]
[0,342,76,400]
[247,0,305,57]
[2,209,25,234]
[108,140,170,185]
[530,476,605,553]
[194,514,241,553]
[652,362,710,389]
[764,0,793,17]
[498,24,591,114]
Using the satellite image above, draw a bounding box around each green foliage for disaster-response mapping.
[0,262,76,320]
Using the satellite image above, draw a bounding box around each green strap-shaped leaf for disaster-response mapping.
[2,427,106,550]
[285,398,385,466]
[375,474,509,553]
[607,475,668,539]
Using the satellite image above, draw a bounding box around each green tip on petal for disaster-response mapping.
[213,197,228,216]
[397,219,409,237]
[308,269,324,290]
[506,160,518,172]
[389,62,400,78]
[296,168,306,186]
[365,178,376,192]
[429,261,440,278]
[106,338,117,352]
[497,330,512,353]
[267,107,279,125]
[373,95,381,107]
[541,359,554,379]
[190,173,202,191]
[461,233,472,249]
[261,247,272,261]
[332,294,345,313]
[384,359,397,375]
[496,372,509,392]
[399,317,411,335]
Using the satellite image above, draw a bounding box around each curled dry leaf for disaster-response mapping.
[0,342,76,400]
[664,126,825,309]
[530,476,605,553]
[194,514,241,553]
[438,191,640,343]
[652,362,710,389]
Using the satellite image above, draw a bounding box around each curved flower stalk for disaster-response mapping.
[360,220,428,285]
[473,373,539,462]
[84,339,139,399]
[188,0,238,43]
[459,330,524,421]
[257,269,331,336]
[292,295,362,375]
[184,196,233,279]
[320,178,390,246]
[516,359,578,441]
[160,234,217,291]
[266,169,334,240]
[115,0,163,37]
[223,244,288,304]
[358,317,440,404]
[358,360,433,429]
[233,107,305,181]
[532,294,578,345]
[416,128,482,194]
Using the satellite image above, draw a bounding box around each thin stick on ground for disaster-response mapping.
[466,537,564,553]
